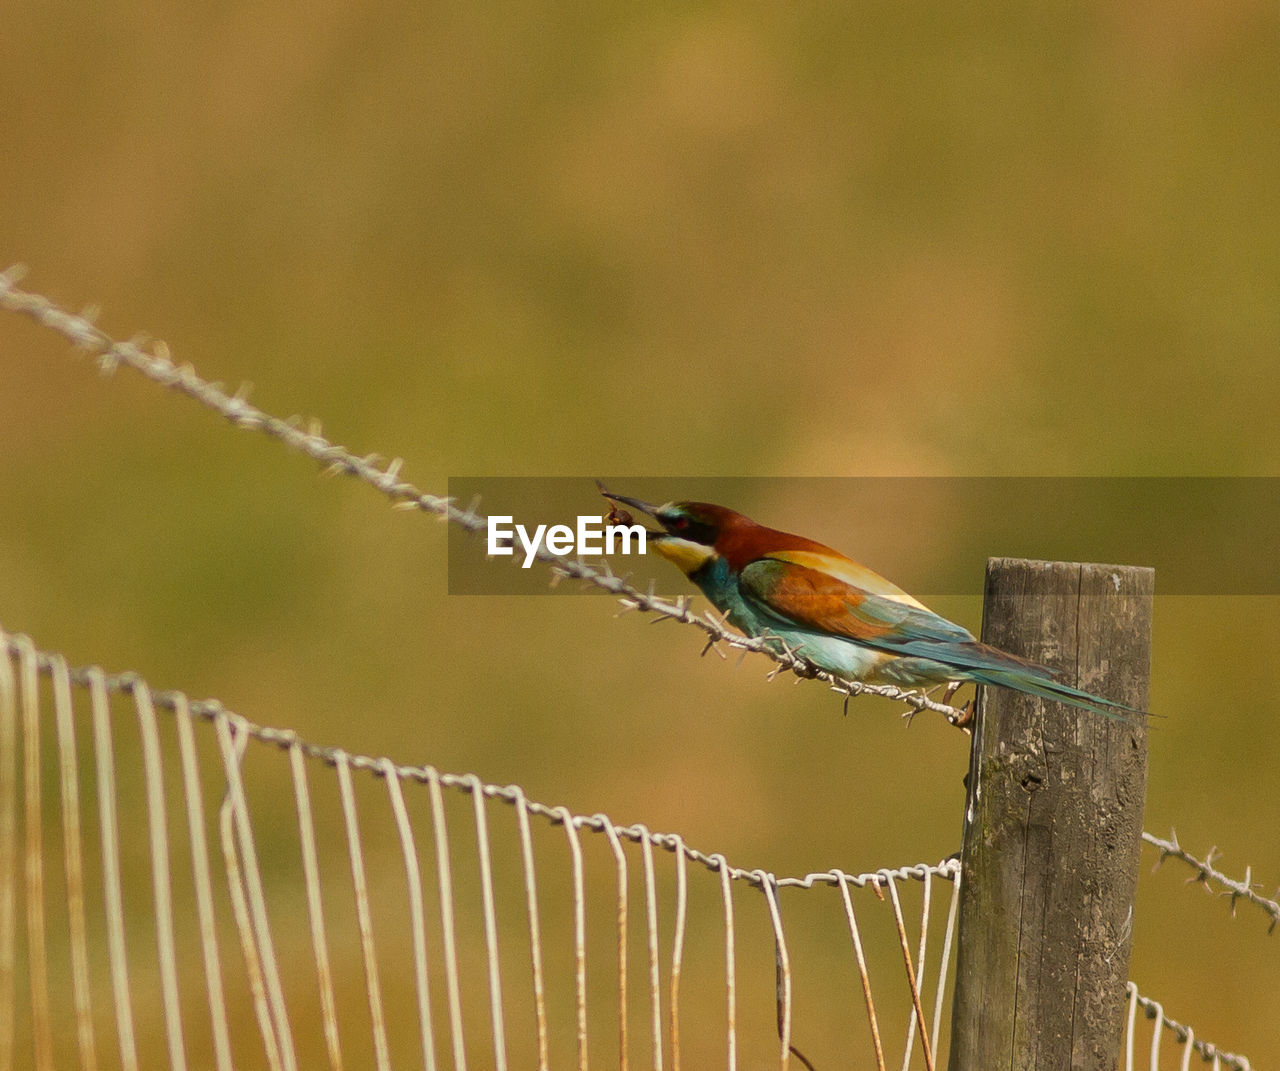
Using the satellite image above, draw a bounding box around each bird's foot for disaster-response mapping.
[762,633,819,679]
[791,658,820,680]
[953,699,975,730]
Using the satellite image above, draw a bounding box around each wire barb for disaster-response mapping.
[1143,831,1280,933]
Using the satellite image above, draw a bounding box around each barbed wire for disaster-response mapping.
[1143,830,1280,935]
[0,266,968,728]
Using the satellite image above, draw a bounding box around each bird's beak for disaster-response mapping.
[594,481,714,576]
[594,481,661,520]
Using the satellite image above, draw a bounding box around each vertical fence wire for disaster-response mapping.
[835,871,886,1071]
[599,816,630,1071]
[214,713,297,1071]
[172,694,235,1071]
[513,789,551,1071]
[557,807,590,1071]
[381,758,437,1071]
[466,773,509,1071]
[289,740,345,1071]
[87,667,140,1071]
[335,751,392,1071]
[0,641,15,1071]
[929,870,960,1057]
[218,726,282,1071]
[586,813,624,1064]
[425,766,468,1071]
[713,855,737,1071]
[668,834,688,1071]
[1149,996,1164,1070]
[756,873,792,1071]
[17,640,52,1071]
[638,827,664,1071]
[49,657,98,1071]
[131,680,189,1071]
[884,873,933,1071]
[290,742,345,1069]
[890,870,934,1071]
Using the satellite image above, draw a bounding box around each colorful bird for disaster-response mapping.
[598,485,1145,721]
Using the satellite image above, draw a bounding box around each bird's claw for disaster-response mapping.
[791,659,820,680]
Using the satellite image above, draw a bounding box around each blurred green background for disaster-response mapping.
[2,1,1277,1067]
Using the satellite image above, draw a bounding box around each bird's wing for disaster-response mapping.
[738,555,976,649]
[740,555,1144,716]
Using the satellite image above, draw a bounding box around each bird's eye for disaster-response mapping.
[669,516,689,531]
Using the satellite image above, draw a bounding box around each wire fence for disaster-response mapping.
[0,628,1258,1071]
[0,271,1267,1069]
[2,625,964,1070]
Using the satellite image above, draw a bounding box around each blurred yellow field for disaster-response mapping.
[1,5,1277,1067]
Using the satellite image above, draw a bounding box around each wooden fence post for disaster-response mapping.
[948,558,1152,1071]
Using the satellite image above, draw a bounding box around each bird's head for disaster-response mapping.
[596,485,744,577]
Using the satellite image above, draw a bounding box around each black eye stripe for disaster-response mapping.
[661,515,716,546]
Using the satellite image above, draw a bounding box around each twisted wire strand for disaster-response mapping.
[1126,983,1252,1071]
[0,627,953,905]
[0,269,965,728]
[1142,830,1280,934]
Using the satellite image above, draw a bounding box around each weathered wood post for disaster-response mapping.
[948,559,1152,1071]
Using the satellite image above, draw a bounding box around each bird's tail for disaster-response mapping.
[967,662,1149,724]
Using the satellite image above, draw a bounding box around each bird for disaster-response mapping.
[597,485,1145,722]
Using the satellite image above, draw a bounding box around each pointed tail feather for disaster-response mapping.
[968,666,1150,724]
[898,638,1154,723]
